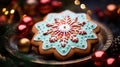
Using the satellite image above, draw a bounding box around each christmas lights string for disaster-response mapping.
[74,0,86,9]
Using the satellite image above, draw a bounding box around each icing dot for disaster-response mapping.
[62,50,65,53]
[67,47,69,49]
[81,37,83,39]
[82,45,85,48]
[46,45,48,47]
[91,35,94,37]
[68,45,70,47]
[37,26,40,28]
[81,15,83,17]
[91,25,94,28]
[38,38,40,40]
[88,36,90,38]
[85,36,87,38]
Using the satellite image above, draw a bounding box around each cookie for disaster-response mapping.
[31,10,100,60]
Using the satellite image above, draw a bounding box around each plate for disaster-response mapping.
[5,21,113,65]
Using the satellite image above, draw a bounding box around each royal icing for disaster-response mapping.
[34,10,97,56]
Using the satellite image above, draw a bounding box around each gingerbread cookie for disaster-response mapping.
[31,10,100,60]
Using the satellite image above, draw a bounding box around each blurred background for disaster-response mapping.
[0,0,120,67]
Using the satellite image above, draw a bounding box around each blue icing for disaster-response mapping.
[42,35,52,49]
[81,21,97,39]
[44,13,57,23]
[35,22,48,32]
[77,14,87,22]
[33,10,97,56]
[55,40,71,56]
[76,34,87,49]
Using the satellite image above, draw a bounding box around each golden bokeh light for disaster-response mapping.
[80,4,86,9]
[4,11,9,15]
[74,0,80,5]
[10,9,15,14]
[2,8,6,12]
[117,8,120,14]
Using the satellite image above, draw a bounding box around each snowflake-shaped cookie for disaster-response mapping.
[34,10,97,56]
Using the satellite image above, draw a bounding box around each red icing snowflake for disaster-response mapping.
[43,16,87,47]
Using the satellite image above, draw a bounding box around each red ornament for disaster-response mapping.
[18,24,27,31]
[38,5,53,14]
[16,16,34,38]
[21,16,34,26]
[38,0,62,14]
[117,55,120,66]
[105,58,117,67]
[23,16,32,23]
[11,0,17,4]
[17,24,29,38]
[40,0,50,4]
[51,0,62,7]
[97,11,105,19]
[0,15,7,23]
[94,7,101,14]
[92,51,108,67]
